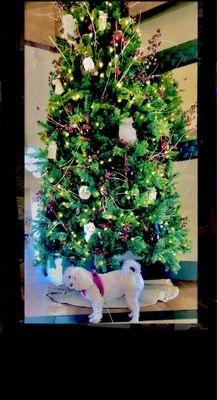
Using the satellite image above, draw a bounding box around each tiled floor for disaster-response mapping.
[25,241,198,319]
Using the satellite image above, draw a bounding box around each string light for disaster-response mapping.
[99,61,103,68]
[49,178,54,183]
[95,122,99,127]
[68,68,72,74]
[100,160,104,164]
[100,72,105,78]
[108,61,112,67]
[109,47,114,53]
[118,98,122,103]
[116,82,123,88]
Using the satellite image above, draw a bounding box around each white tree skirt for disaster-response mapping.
[47,279,179,308]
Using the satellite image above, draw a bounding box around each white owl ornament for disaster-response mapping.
[82,57,95,72]
[62,14,78,45]
[52,79,65,95]
[118,117,137,144]
[84,222,96,242]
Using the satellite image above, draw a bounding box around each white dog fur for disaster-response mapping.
[63,260,144,324]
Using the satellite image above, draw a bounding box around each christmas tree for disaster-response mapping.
[33,0,192,276]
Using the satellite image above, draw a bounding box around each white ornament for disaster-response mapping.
[84,222,96,242]
[52,78,65,95]
[148,188,157,201]
[62,14,78,38]
[119,117,137,144]
[83,57,95,72]
[47,141,57,160]
[79,185,91,200]
[98,10,107,31]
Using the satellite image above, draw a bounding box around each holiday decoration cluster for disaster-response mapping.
[33,0,193,275]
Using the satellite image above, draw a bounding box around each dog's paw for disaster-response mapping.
[129,317,139,324]
[128,312,134,318]
[88,313,94,319]
[89,316,101,324]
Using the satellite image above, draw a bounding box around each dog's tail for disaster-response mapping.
[121,259,142,274]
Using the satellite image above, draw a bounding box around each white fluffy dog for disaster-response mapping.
[63,260,144,324]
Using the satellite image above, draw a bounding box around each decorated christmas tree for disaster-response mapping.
[33,0,192,276]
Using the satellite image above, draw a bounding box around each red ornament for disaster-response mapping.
[111,21,124,44]
[94,247,101,254]
[65,224,69,231]
[115,67,121,76]
[103,251,110,259]
[69,123,78,133]
[158,137,169,152]
[113,30,124,43]
[88,24,94,32]
[66,171,72,178]
[36,189,43,196]
[81,115,92,137]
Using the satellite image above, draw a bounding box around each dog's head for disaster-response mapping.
[63,266,93,291]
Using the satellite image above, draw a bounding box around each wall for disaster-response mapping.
[138,2,197,52]
[25,45,58,147]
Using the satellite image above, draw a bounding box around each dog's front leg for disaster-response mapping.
[89,302,103,324]
[125,292,140,323]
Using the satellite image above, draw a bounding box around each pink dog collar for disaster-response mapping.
[81,271,104,297]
